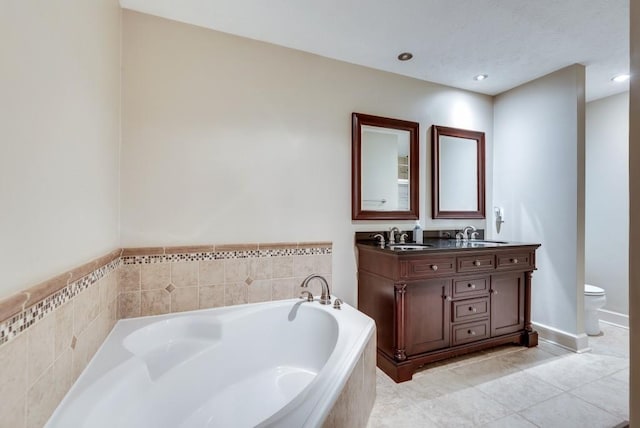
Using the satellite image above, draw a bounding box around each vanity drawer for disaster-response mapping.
[452,297,489,322]
[451,320,490,346]
[457,254,495,273]
[496,252,531,270]
[401,256,456,279]
[452,277,489,298]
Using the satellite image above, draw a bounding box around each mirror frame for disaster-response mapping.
[431,125,486,219]
[352,112,419,220]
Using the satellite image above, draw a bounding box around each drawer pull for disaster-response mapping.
[473,260,481,267]
[467,283,476,289]
[490,289,499,295]
[511,258,519,264]
[431,265,438,271]
[468,329,476,336]
[443,295,452,301]
[468,306,477,312]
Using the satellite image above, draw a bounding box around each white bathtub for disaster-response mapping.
[46,298,375,428]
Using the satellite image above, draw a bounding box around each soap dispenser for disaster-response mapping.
[413,221,423,244]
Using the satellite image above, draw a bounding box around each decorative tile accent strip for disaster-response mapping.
[0,257,121,346]
[120,243,332,265]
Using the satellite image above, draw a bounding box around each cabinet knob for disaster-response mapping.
[443,295,452,301]
[491,289,499,295]
[468,306,477,312]
[511,258,519,264]
[431,265,438,271]
[468,330,476,336]
[467,283,476,289]
[473,260,481,267]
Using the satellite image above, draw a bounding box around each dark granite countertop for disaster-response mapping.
[356,239,541,254]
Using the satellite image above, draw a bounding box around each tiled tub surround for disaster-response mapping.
[117,242,333,319]
[0,241,332,428]
[0,254,120,428]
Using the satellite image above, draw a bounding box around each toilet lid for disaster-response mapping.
[585,284,605,296]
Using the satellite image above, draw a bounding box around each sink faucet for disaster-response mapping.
[388,227,401,245]
[300,274,331,305]
[461,225,476,241]
[372,233,385,248]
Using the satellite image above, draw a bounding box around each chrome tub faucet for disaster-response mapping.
[300,274,331,305]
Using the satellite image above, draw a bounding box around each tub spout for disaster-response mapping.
[301,274,331,305]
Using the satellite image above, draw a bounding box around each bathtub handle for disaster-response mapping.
[299,290,314,302]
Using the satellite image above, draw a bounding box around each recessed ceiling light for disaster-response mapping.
[397,52,413,61]
[611,74,630,83]
[474,74,488,81]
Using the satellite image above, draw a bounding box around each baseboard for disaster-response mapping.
[598,309,629,328]
[532,321,590,353]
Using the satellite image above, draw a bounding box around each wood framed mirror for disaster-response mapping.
[432,125,485,219]
[352,113,419,220]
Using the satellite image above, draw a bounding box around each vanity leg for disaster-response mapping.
[523,271,538,347]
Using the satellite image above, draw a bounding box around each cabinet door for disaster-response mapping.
[404,279,451,356]
[490,273,525,336]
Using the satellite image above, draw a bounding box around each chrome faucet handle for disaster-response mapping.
[299,290,314,302]
[373,233,385,248]
[470,231,480,240]
[399,233,408,244]
[455,232,464,241]
[301,274,331,305]
[333,298,343,310]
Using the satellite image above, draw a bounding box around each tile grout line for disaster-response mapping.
[566,390,629,422]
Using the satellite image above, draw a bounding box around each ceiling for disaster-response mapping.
[119,0,629,102]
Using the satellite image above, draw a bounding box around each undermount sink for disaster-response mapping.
[388,244,433,251]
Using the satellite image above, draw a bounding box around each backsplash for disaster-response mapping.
[0,257,121,346]
[117,243,333,318]
[0,241,332,427]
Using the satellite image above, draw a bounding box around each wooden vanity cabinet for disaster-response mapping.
[490,272,525,337]
[357,243,540,383]
[403,279,451,357]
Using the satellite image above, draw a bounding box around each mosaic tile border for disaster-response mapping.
[121,246,332,265]
[0,258,121,345]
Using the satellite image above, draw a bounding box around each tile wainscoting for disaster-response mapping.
[0,241,332,428]
[117,242,332,318]
[0,260,119,428]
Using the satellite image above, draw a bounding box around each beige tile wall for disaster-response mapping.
[0,270,118,428]
[117,250,332,318]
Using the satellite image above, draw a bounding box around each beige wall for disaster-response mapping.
[629,0,639,423]
[120,11,494,305]
[0,0,122,300]
[493,65,586,339]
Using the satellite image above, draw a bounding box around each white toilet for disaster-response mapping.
[584,284,607,336]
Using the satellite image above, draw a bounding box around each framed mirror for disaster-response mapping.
[432,125,485,219]
[352,113,419,220]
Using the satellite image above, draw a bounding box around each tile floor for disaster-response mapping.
[367,323,629,427]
